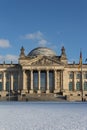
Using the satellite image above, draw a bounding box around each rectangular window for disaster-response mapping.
[13,73,18,91]
[49,71,54,92]
[0,73,2,79]
[6,82,10,91]
[76,82,80,90]
[69,82,73,91]
[69,72,74,79]
[13,82,18,91]
[41,71,46,91]
[33,71,38,91]
[0,82,2,91]
[84,73,87,79]
[6,73,10,80]
[84,82,87,91]
[76,73,81,79]
[13,73,18,80]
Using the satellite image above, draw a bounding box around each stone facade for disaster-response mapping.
[0,46,87,101]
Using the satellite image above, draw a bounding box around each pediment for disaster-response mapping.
[20,56,64,66]
[30,57,64,66]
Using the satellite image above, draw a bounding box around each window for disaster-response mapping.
[41,71,46,91]
[69,72,73,79]
[84,73,87,79]
[49,71,54,92]
[13,73,18,80]
[33,71,38,91]
[69,82,73,91]
[6,73,10,80]
[76,73,81,79]
[13,73,18,91]
[0,82,2,91]
[0,73,2,79]
[6,82,10,91]
[76,82,80,90]
[84,82,87,91]
[13,82,18,91]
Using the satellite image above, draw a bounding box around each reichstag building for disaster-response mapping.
[0,46,87,101]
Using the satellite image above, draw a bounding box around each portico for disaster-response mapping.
[22,69,64,94]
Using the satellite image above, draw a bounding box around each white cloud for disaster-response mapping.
[0,39,10,48]
[0,54,18,63]
[22,31,49,47]
[23,31,43,40]
[50,45,57,50]
[38,39,47,46]
[5,55,18,62]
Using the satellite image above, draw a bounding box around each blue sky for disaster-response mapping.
[0,0,87,63]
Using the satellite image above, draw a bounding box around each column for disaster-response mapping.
[54,70,57,93]
[3,71,6,91]
[18,72,20,91]
[46,70,50,93]
[38,70,40,90]
[20,71,23,91]
[23,70,26,90]
[60,70,63,91]
[30,70,34,93]
[38,70,41,93]
[22,70,28,94]
[11,72,13,91]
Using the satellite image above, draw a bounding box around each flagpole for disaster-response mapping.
[79,50,83,101]
[81,62,83,101]
[80,50,84,101]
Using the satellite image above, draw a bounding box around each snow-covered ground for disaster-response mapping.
[0,102,87,130]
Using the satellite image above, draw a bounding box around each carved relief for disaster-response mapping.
[31,57,59,66]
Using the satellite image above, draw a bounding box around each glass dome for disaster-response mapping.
[28,47,57,57]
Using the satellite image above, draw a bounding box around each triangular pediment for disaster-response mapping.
[21,56,64,66]
[30,57,63,66]
[31,57,60,66]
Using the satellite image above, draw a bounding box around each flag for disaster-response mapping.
[78,51,82,70]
